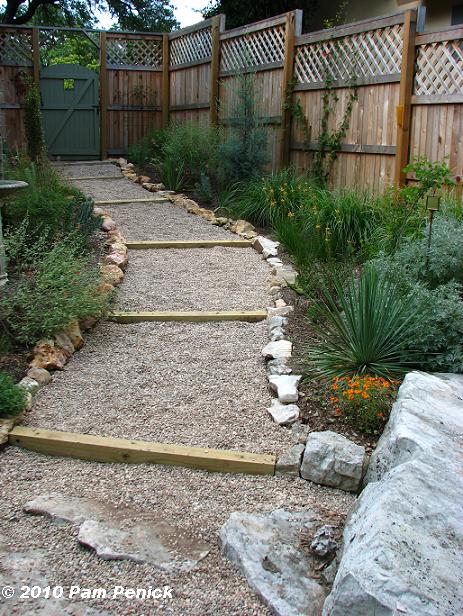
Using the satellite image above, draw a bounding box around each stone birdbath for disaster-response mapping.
[0,180,28,286]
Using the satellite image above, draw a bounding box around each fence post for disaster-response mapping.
[162,33,170,128]
[394,9,417,186]
[99,32,108,160]
[32,28,40,86]
[279,10,302,169]
[210,14,225,126]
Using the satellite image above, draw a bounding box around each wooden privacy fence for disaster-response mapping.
[0,9,462,190]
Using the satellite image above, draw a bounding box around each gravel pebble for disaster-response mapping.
[57,162,120,179]
[0,448,355,616]
[118,248,271,311]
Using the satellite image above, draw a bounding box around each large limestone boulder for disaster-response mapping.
[301,431,367,493]
[323,372,463,616]
[220,508,327,616]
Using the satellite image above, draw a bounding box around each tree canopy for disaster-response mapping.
[201,0,319,30]
[1,0,179,31]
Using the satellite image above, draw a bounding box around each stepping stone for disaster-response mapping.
[78,518,209,572]
[24,494,210,572]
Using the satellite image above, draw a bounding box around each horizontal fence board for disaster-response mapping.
[293,73,401,91]
[295,12,406,46]
[411,95,463,105]
[219,14,287,41]
[291,141,396,155]
[415,26,463,45]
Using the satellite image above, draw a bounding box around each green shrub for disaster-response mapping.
[371,215,463,289]
[159,122,219,190]
[407,282,463,372]
[4,164,83,240]
[0,373,26,418]
[228,168,313,227]
[127,128,167,167]
[24,80,46,164]
[218,73,269,186]
[307,266,423,379]
[0,233,109,345]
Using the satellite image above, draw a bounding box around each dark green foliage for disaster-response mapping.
[218,73,269,186]
[0,232,109,345]
[0,373,26,418]
[127,128,167,168]
[158,122,219,190]
[4,163,96,242]
[307,267,423,379]
[23,81,46,164]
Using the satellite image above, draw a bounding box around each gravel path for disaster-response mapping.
[0,447,355,616]
[117,248,272,311]
[24,321,291,454]
[1,162,353,615]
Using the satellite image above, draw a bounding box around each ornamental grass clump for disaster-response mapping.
[308,266,423,379]
[0,372,26,418]
[329,375,399,434]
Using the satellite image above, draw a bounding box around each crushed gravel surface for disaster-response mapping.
[0,447,355,616]
[23,321,292,454]
[105,202,232,241]
[56,162,120,179]
[118,248,271,311]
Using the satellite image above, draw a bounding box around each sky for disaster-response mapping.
[97,0,207,29]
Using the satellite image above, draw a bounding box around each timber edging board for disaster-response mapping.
[125,240,253,249]
[8,426,276,475]
[109,310,268,323]
[94,198,168,205]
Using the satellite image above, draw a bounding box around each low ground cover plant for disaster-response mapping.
[1,230,109,346]
[0,372,26,417]
[329,375,399,435]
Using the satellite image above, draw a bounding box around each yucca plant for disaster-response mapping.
[308,266,423,379]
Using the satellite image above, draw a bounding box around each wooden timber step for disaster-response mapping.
[94,198,167,205]
[9,426,276,475]
[69,175,124,181]
[109,310,267,323]
[126,240,253,249]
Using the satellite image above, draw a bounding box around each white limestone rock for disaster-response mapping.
[267,400,299,425]
[266,358,292,376]
[253,236,279,257]
[220,509,327,616]
[262,340,292,360]
[268,374,301,403]
[276,444,305,476]
[323,372,463,616]
[301,431,367,493]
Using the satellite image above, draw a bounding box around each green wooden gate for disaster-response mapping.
[40,64,100,160]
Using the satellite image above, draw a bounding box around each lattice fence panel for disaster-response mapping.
[0,30,33,66]
[220,24,286,72]
[414,39,463,95]
[169,27,212,67]
[294,24,404,84]
[107,37,162,67]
